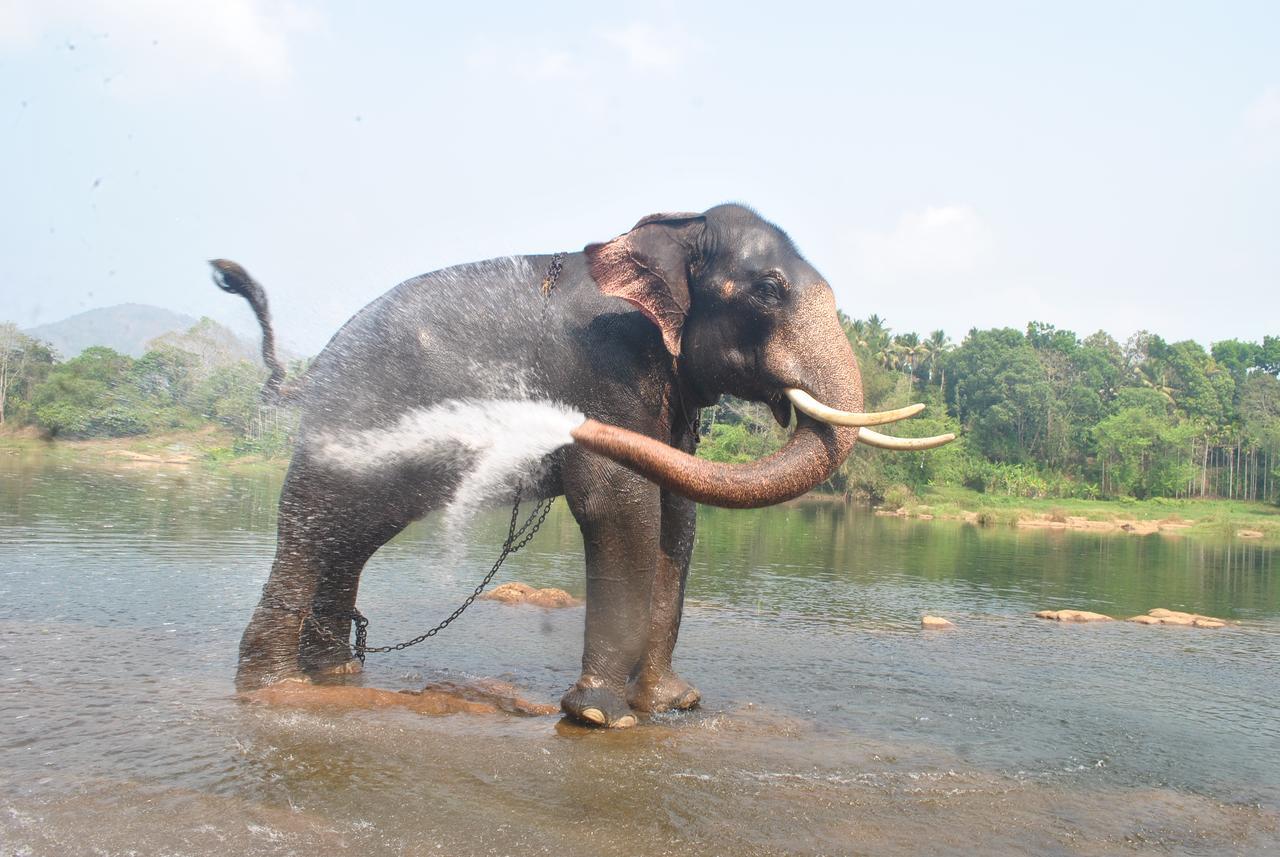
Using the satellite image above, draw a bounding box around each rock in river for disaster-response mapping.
[480,581,580,608]
[921,615,956,630]
[1128,608,1228,629]
[1034,609,1113,622]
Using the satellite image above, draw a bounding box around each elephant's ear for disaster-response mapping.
[585,212,705,357]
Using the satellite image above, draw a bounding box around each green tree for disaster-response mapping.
[1076,331,1125,402]
[0,324,55,425]
[950,328,1054,464]
[920,329,952,388]
[1255,335,1280,376]
[1095,388,1198,498]
[698,397,784,463]
[1153,338,1233,424]
[29,345,203,438]
[30,347,135,436]
[1211,339,1261,400]
[1026,321,1079,355]
[1239,373,1280,503]
[193,361,269,435]
[863,314,890,352]
[132,346,197,406]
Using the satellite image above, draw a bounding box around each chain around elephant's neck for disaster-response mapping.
[540,252,565,297]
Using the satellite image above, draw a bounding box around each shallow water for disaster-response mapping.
[1,452,1278,856]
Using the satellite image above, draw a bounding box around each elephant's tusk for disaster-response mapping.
[784,390,955,449]
[785,388,924,427]
[857,427,956,451]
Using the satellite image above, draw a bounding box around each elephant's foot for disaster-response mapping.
[560,678,637,728]
[236,607,310,692]
[236,669,313,694]
[628,670,701,713]
[313,657,363,678]
[298,615,360,677]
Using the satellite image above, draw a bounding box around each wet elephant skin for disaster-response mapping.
[216,203,863,727]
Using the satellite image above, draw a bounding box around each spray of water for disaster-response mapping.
[312,399,584,536]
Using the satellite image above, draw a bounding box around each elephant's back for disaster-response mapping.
[293,254,563,436]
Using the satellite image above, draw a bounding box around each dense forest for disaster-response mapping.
[701,315,1280,505]
[2,315,1278,505]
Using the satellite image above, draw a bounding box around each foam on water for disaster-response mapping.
[312,398,584,534]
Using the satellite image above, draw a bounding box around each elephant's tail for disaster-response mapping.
[209,259,291,402]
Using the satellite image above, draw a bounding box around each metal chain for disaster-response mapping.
[289,253,567,663]
[534,252,565,384]
[337,490,554,662]
[540,252,564,298]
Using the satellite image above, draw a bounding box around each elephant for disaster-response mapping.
[213,203,952,728]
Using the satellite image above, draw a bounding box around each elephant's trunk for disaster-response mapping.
[570,414,857,509]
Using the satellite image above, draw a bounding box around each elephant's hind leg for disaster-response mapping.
[235,456,416,692]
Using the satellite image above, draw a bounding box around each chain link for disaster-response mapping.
[336,489,554,661]
[539,252,564,298]
[289,252,566,664]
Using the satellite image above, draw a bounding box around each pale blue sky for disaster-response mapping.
[2,1,1277,353]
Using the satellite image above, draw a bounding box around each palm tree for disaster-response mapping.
[864,314,890,352]
[846,318,869,350]
[895,333,922,379]
[921,329,952,387]
[1133,362,1176,406]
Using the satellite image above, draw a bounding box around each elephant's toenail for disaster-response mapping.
[611,715,637,729]
[580,707,606,725]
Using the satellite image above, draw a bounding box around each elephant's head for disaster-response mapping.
[571,204,953,508]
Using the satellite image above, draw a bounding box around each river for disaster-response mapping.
[2,453,1277,855]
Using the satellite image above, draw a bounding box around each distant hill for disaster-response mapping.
[22,304,274,368]
[25,304,200,359]
[147,317,263,370]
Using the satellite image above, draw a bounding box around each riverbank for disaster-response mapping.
[877,484,1280,542]
[5,428,1277,543]
[0,426,284,472]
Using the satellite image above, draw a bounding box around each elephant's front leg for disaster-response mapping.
[628,486,700,713]
[562,454,661,728]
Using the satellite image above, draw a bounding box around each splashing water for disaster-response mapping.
[312,399,584,535]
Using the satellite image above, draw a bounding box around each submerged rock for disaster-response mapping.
[921,615,956,630]
[1236,529,1264,539]
[481,581,579,608]
[241,678,558,717]
[1034,609,1112,622]
[1128,608,1228,629]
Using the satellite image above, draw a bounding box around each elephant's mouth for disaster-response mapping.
[570,389,954,509]
[766,392,792,429]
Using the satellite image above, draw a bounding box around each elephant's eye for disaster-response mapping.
[750,275,786,308]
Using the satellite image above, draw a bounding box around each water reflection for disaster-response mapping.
[691,503,1277,624]
[1,453,1277,855]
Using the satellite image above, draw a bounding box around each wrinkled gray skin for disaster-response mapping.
[229,204,863,727]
